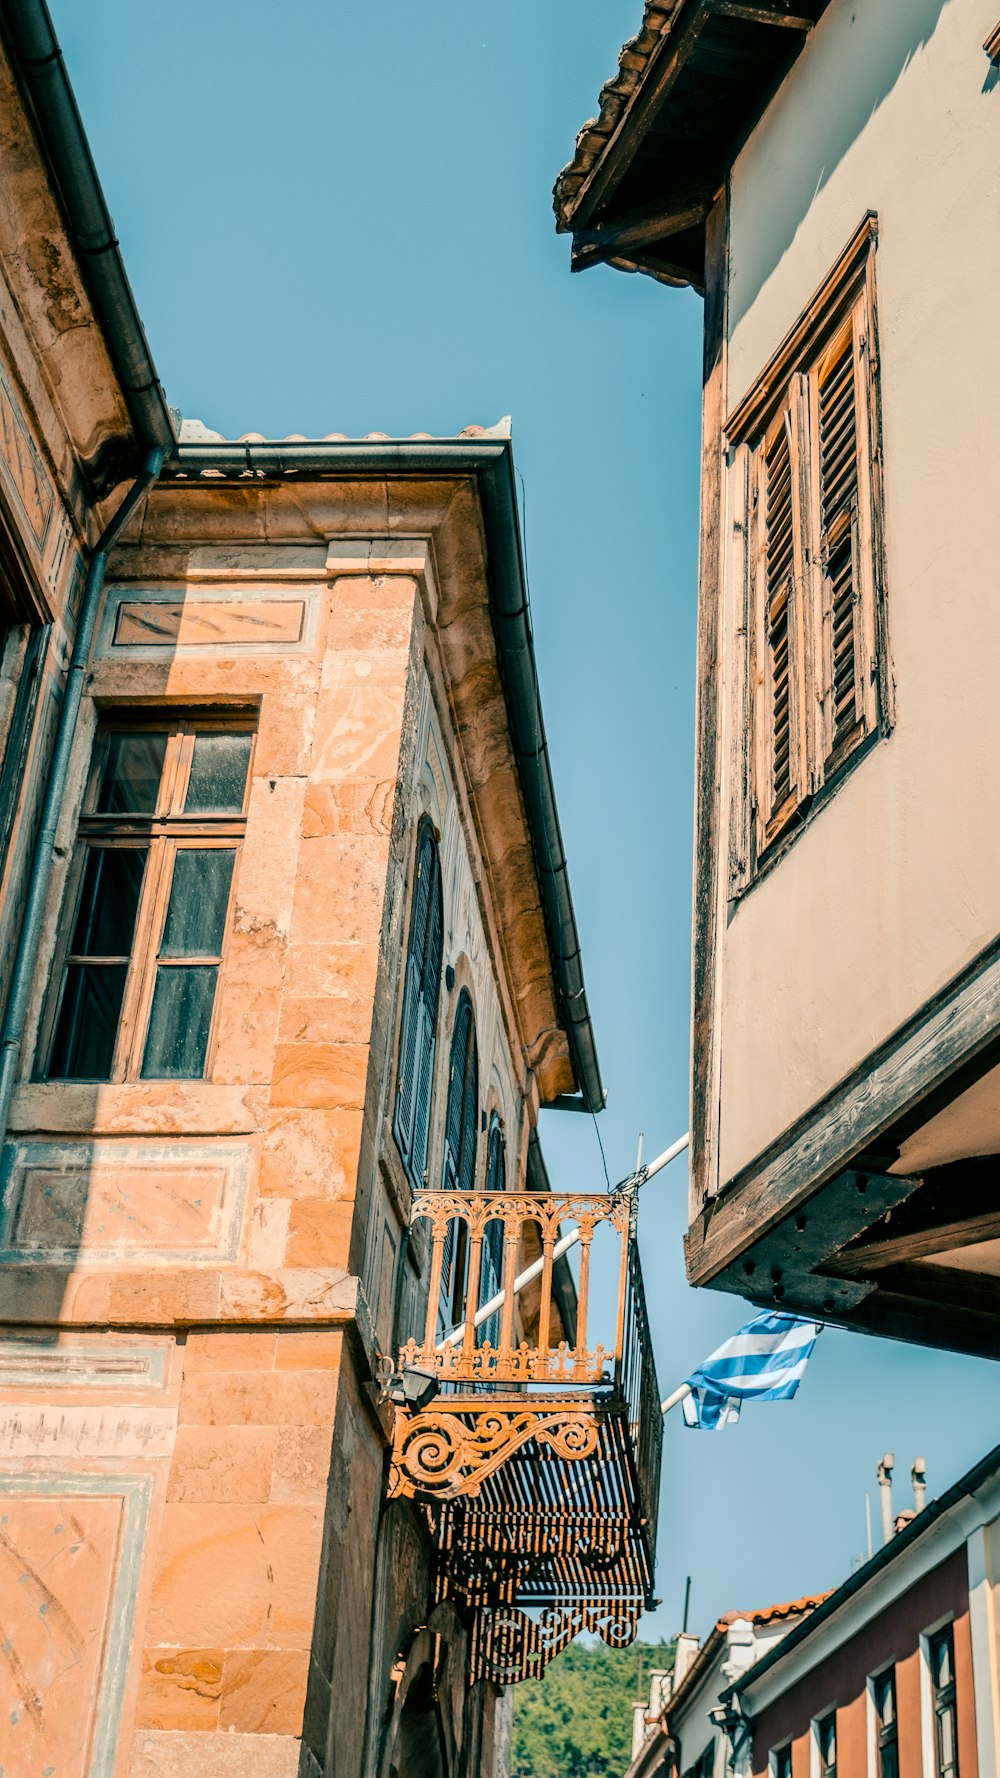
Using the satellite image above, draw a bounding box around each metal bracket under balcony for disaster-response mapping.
[386,1186,662,1683]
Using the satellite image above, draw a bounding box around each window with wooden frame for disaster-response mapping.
[872,1668,898,1778]
[928,1624,959,1778]
[816,1710,837,1778]
[728,214,887,886]
[769,1744,792,1778]
[42,716,254,1082]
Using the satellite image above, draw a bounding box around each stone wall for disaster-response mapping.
[0,478,543,1776]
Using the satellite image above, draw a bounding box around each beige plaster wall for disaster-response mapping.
[714,0,1000,1183]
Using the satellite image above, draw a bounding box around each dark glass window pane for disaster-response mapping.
[141,965,218,1078]
[185,732,252,813]
[160,849,235,956]
[95,732,166,814]
[71,847,147,958]
[49,963,127,1079]
[933,1633,953,1689]
[876,1675,896,1726]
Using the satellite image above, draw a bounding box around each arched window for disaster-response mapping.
[393,820,443,1189]
[479,1115,506,1351]
[440,990,478,1327]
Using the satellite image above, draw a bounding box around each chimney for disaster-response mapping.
[912,1457,927,1513]
[673,1632,700,1689]
[877,1452,894,1544]
[649,1670,672,1717]
[631,1699,648,1762]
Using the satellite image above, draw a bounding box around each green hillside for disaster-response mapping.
[511,1638,676,1778]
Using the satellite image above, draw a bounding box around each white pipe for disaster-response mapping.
[441,1223,580,1347]
[438,1130,690,1351]
[660,1382,693,1416]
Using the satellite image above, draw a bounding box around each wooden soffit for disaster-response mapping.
[554,0,833,290]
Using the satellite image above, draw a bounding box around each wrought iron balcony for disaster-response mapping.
[387,1185,662,1683]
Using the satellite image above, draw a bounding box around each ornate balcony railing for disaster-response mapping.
[386,1184,662,1683]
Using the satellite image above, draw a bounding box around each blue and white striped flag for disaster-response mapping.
[681,1312,822,1430]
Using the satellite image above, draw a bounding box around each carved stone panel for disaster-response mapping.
[0,1472,152,1778]
[0,1140,252,1266]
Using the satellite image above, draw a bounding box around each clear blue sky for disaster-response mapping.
[55,0,999,1640]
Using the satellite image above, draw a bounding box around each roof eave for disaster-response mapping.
[554,0,832,292]
[163,438,605,1115]
[0,0,176,457]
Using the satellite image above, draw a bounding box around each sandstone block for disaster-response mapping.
[246,1198,292,1269]
[135,1648,224,1731]
[270,1424,334,1505]
[302,778,394,838]
[219,1648,310,1735]
[309,680,407,788]
[269,1042,369,1110]
[288,833,388,946]
[259,1106,364,1201]
[218,1266,356,1322]
[147,1503,323,1647]
[179,1367,339,1428]
[273,1329,343,1370]
[168,1426,278,1504]
[184,1331,277,1372]
[276,991,374,1047]
[128,1729,301,1778]
[284,1198,354,1268]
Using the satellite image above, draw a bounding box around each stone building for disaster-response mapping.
[0,5,663,1777]
[556,1,1000,1356]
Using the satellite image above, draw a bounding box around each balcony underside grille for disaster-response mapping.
[387,1185,662,1684]
[430,1397,654,1682]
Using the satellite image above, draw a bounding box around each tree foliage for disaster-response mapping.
[510,1638,676,1778]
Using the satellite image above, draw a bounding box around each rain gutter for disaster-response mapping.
[166,437,604,1112]
[0,0,175,454]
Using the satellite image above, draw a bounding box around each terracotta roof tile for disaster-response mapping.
[553,2,683,230]
[176,416,512,445]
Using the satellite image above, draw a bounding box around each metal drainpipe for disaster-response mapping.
[0,446,166,1143]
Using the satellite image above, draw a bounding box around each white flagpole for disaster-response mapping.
[438,1130,690,1351]
[661,1382,693,1416]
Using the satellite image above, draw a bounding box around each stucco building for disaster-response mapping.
[627,1445,1000,1778]
[0,5,663,1777]
[556,1,1000,1356]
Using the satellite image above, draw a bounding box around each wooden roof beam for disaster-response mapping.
[570,180,718,271]
[707,0,816,27]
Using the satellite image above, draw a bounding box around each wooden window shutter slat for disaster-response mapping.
[762,416,798,826]
[818,333,863,756]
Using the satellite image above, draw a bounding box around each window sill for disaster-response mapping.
[8,1080,267,1137]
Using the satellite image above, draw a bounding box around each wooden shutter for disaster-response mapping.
[410,841,442,1184]
[458,1017,479,1195]
[765,419,794,812]
[479,1118,505,1349]
[758,408,806,844]
[393,823,440,1182]
[440,993,475,1320]
[818,330,863,760]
